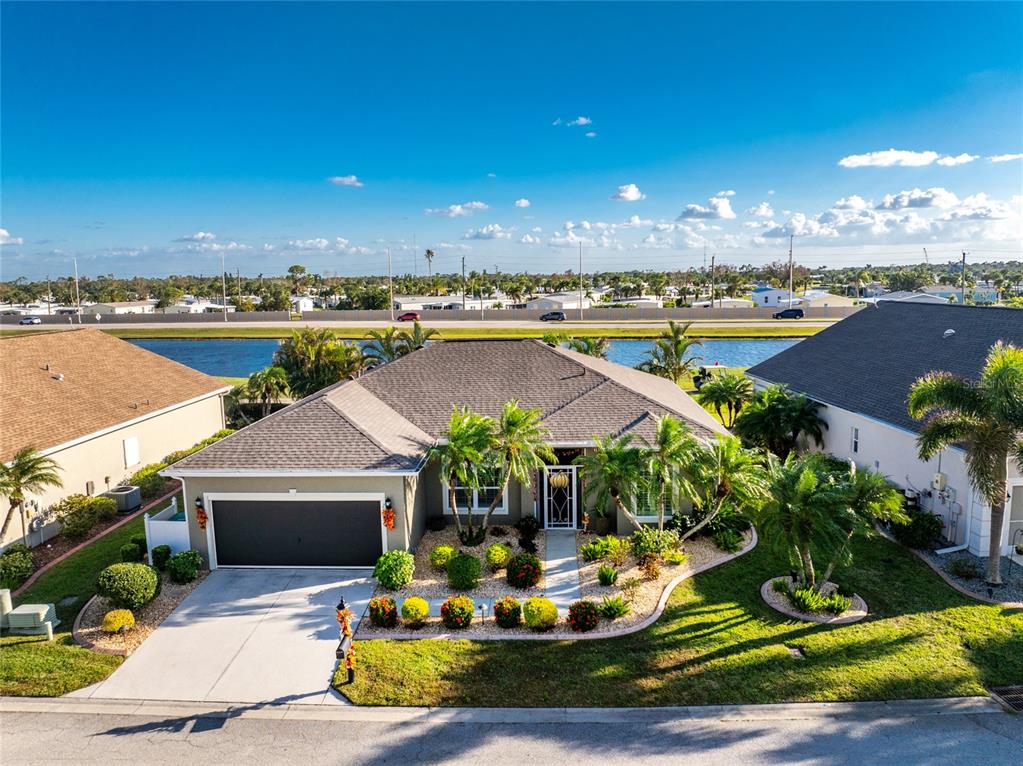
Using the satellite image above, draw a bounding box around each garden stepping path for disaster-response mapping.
[543,530,582,613]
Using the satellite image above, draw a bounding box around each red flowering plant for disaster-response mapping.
[368,596,398,628]
[493,595,522,628]
[440,595,475,629]
[506,552,543,589]
[567,600,600,633]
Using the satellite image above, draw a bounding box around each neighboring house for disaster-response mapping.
[870,291,948,305]
[392,294,508,311]
[526,293,592,311]
[162,340,728,569]
[93,300,158,315]
[0,329,229,548]
[751,287,854,308]
[290,296,316,313]
[747,304,1023,557]
[163,299,236,314]
[920,285,999,304]
[691,298,754,308]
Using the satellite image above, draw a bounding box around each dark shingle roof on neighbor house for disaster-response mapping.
[169,339,728,474]
[747,303,1023,434]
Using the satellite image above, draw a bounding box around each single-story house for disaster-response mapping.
[752,287,855,308]
[92,300,158,315]
[163,299,236,314]
[870,291,948,305]
[526,293,592,311]
[0,329,229,548]
[291,296,316,313]
[921,285,999,304]
[747,303,1023,558]
[162,340,728,569]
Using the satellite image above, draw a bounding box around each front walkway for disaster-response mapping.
[543,530,582,612]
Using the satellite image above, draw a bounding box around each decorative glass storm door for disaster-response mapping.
[544,466,577,529]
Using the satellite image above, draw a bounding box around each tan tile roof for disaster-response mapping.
[0,329,227,463]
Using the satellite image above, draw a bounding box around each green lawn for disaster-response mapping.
[339,536,1023,706]
[219,375,248,387]
[0,512,156,696]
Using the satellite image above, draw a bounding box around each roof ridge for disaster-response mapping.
[321,392,394,458]
[540,377,613,421]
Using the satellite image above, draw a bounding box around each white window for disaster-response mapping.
[122,436,140,468]
[634,474,677,522]
[850,427,859,454]
[442,479,507,515]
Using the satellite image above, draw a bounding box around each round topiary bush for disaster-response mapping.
[0,548,34,589]
[523,597,558,632]
[446,552,482,590]
[373,550,415,590]
[151,544,172,571]
[493,595,522,628]
[429,544,456,571]
[485,543,513,572]
[119,542,143,563]
[101,609,135,634]
[368,596,398,628]
[96,563,159,609]
[506,552,542,589]
[166,549,203,584]
[440,595,475,629]
[567,600,600,632]
[401,596,429,628]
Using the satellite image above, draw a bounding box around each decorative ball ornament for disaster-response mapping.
[549,472,570,490]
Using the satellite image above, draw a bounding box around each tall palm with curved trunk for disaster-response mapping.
[642,416,700,531]
[398,321,439,354]
[681,435,770,542]
[637,321,703,386]
[246,365,290,418]
[481,401,555,528]
[697,373,753,428]
[908,342,1023,584]
[0,447,63,544]
[575,435,645,530]
[426,407,496,545]
[567,336,610,360]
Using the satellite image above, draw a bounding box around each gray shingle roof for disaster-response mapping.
[169,339,728,474]
[746,303,1023,434]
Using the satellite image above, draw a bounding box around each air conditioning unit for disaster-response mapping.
[931,472,947,491]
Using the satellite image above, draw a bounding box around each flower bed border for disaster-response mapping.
[759,577,867,625]
[356,528,758,641]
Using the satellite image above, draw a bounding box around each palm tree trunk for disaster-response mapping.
[0,502,20,543]
[448,483,463,534]
[801,545,816,589]
[985,462,1008,585]
[614,496,644,531]
[678,499,724,542]
[482,472,511,530]
[820,530,855,589]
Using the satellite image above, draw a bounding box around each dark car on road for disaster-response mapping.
[539,311,566,322]
[772,308,804,320]
[397,311,421,322]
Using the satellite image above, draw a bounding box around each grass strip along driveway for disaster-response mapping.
[341,536,1023,707]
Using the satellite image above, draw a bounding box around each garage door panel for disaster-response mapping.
[212,499,382,567]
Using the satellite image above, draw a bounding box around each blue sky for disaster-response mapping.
[2,1,1021,280]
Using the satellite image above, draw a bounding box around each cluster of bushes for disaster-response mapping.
[419,539,544,592]
[0,544,34,589]
[671,504,750,552]
[890,508,943,549]
[96,548,205,613]
[582,530,688,587]
[771,579,852,616]
[119,533,149,563]
[52,495,118,540]
[514,516,540,554]
[129,429,237,500]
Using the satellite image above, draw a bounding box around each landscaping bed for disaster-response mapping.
[918,548,1023,605]
[760,576,867,625]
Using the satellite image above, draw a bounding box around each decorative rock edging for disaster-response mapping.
[876,526,1023,609]
[357,527,758,641]
[760,577,868,625]
[71,595,128,657]
[12,485,181,599]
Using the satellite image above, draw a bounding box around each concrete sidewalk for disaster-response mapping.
[544,530,582,613]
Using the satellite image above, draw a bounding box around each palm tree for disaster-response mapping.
[908,342,1023,584]
[733,385,827,459]
[425,407,496,545]
[574,434,646,530]
[223,384,253,427]
[681,435,770,542]
[641,416,700,531]
[364,326,406,366]
[424,249,435,277]
[481,401,555,528]
[0,447,63,544]
[274,328,367,397]
[398,321,439,354]
[637,321,703,386]
[567,336,610,359]
[696,373,753,428]
[247,365,290,418]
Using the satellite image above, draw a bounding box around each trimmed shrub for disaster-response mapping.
[581,536,616,562]
[485,543,513,572]
[446,553,482,590]
[119,542,143,563]
[890,508,943,549]
[713,528,744,554]
[373,550,415,590]
[130,463,168,500]
[631,528,680,558]
[489,526,509,537]
[638,552,661,581]
[663,549,688,566]
[401,596,429,628]
[567,600,600,632]
[53,494,97,539]
[517,536,538,554]
[514,515,541,541]
[440,595,475,629]
[493,595,522,628]
[506,552,542,589]
[368,596,398,628]
[166,549,203,584]
[151,544,172,571]
[91,497,118,522]
[97,563,159,609]
[429,544,456,571]
[130,533,148,552]
[784,585,852,616]
[522,597,558,632]
[597,564,619,586]
[822,593,852,615]
[598,595,631,620]
[771,578,791,594]
[947,558,980,580]
[0,548,34,589]
[101,609,135,634]
[2,543,31,557]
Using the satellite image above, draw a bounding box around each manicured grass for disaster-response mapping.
[339,536,1023,706]
[219,375,248,387]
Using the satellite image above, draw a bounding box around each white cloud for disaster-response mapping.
[990,153,1023,162]
[531,226,543,233]
[176,231,217,242]
[0,228,24,246]
[585,131,597,139]
[621,214,653,228]
[745,201,774,218]
[327,175,364,187]
[838,149,940,168]
[287,238,332,250]
[716,190,736,197]
[514,198,531,208]
[833,195,870,211]
[551,118,562,126]
[462,223,513,240]
[425,201,489,217]
[939,193,1012,221]
[767,190,776,196]
[876,187,959,210]
[262,243,275,252]
[487,172,498,178]
[519,233,541,245]
[567,116,592,126]
[610,183,646,202]
[935,153,977,167]
[678,194,736,220]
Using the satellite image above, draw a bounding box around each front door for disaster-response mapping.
[543,465,577,529]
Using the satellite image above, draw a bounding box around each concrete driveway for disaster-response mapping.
[77,569,374,705]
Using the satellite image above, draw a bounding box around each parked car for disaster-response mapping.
[18,316,42,325]
[539,311,566,322]
[772,308,804,320]
[397,311,421,322]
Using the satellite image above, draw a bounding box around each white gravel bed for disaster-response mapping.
[760,576,868,625]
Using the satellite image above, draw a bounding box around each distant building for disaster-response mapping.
[392,294,508,311]
[526,293,592,311]
[690,298,754,308]
[871,291,948,305]
[290,296,316,313]
[751,287,854,308]
[163,298,236,314]
[93,300,157,315]
[920,285,999,304]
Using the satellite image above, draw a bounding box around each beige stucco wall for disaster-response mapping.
[2,393,225,548]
